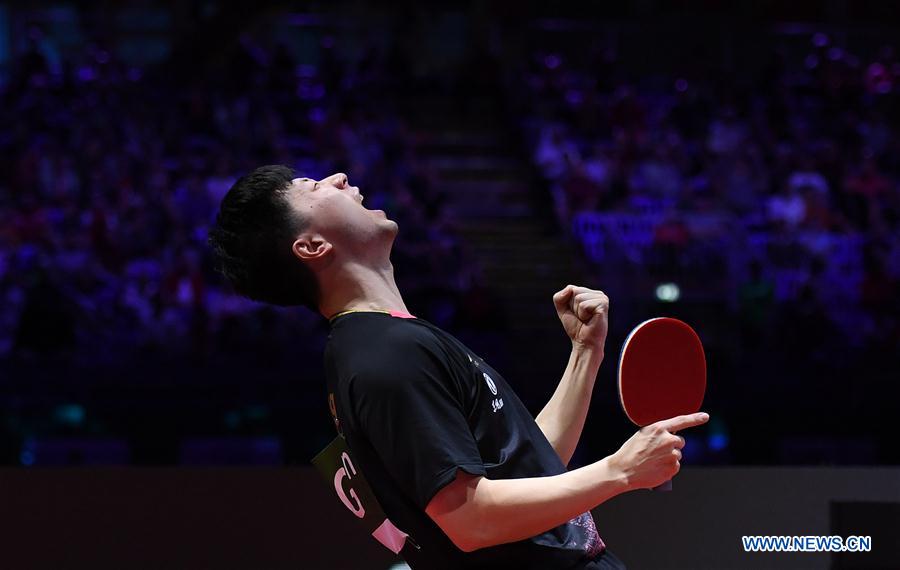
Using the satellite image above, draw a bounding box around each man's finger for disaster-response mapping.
[655,412,709,433]
[574,290,607,304]
[574,297,609,313]
[569,285,595,297]
[575,298,607,320]
[553,285,574,309]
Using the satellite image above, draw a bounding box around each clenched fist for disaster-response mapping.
[553,285,609,351]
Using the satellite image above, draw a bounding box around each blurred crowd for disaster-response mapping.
[509,30,900,363]
[0,28,474,370]
[2,6,899,465]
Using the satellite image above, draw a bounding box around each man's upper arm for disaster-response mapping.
[425,469,485,552]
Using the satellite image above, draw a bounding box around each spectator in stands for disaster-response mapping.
[766,184,807,230]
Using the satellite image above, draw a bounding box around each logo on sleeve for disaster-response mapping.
[483,372,504,413]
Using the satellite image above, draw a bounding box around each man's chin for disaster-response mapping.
[372,209,395,224]
[382,216,399,233]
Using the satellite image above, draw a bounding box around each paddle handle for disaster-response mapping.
[652,479,672,492]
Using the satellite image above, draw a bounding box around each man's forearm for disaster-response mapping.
[535,344,603,466]
[442,457,628,551]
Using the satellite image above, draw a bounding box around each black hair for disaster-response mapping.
[208,164,320,310]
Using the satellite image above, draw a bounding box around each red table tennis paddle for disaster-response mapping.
[617,317,706,491]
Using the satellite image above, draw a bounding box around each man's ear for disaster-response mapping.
[292,234,333,263]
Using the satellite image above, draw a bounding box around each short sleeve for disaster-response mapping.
[350,330,486,510]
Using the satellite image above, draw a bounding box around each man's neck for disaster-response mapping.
[318,260,410,320]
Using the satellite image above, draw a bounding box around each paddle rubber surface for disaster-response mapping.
[617,317,706,427]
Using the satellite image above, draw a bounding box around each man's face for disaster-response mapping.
[285,172,397,259]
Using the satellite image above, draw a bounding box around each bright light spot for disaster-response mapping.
[387,564,411,570]
[655,282,680,303]
[55,404,86,426]
[708,433,729,451]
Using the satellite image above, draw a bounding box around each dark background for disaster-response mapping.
[1,0,898,469]
[2,467,897,569]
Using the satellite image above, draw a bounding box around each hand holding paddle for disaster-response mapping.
[617,317,708,491]
[610,412,709,490]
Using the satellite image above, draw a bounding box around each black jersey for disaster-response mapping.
[323,310,625,569]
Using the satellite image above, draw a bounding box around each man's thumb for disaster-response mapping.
[553,285,574,308]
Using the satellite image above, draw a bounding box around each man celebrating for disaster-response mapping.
[208,165,709,569]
